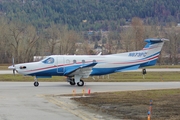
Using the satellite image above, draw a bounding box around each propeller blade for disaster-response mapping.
[12,57,15,67]
[13,69,15,76]
[12,58,15,75]
[8,57,16,75]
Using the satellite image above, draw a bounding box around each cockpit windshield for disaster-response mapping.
[42,57,54,64]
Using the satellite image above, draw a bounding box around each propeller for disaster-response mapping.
[12,58,15,75]
[8,57,16,75]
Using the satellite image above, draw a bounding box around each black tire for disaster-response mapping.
[70,79,76,85]
[142,68,146,75]
[77,80,84,86]
[34,82,39,87]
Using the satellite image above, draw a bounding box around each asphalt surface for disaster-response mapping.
[0,82,180,120]
[1,69,180,119]
[0,70,15,74]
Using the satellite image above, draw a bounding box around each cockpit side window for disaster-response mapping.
[42,57,54,64]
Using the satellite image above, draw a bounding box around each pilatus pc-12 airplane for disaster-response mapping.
[8,38,168,87]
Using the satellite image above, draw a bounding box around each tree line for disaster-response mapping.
[0,17,180,65]
[119,18,180,65]
[0,18,81,64]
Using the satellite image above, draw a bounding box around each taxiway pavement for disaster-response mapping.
[0,82,180,120]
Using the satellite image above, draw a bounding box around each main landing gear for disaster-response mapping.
[142,68,147,79]
[32,76,84,87]
[34,77,39,87]
[142,68,147,75]
[67,77,84,87]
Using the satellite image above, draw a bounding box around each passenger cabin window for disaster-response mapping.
[73,60,76,64]
[82,60,85,64]
[42,57,54,64]
[66,59,70,64]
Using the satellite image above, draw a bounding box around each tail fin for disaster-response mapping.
[140,38,169,67]
[143,38,169,50]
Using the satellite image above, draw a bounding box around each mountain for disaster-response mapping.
[0,0,180,30]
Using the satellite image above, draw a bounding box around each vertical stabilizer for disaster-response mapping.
[140,38,169,67]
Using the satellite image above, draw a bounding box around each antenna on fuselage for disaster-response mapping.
[97,52,102,56]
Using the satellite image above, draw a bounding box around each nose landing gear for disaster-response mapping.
[34,82,39,87]
[142,68,146,79]
[34,77,39,87]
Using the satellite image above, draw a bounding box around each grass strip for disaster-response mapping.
[72,89,180,120]
[0,71,180,82]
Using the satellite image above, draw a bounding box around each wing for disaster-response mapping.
[64,62,97,77]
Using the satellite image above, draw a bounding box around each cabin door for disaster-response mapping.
[57,56,64,73]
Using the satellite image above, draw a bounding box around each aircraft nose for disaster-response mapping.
[8,65,15,70]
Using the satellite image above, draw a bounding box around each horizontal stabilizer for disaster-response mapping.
[145,38,169,43]
[143,38,169,50]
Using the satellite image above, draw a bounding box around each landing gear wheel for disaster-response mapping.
[70,79,76,85]
[142,68,147,75]
[34,82,39,87]
[77,80,84,87]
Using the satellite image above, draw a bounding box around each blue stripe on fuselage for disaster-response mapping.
[90,64,140,76]
[28,68,62,76]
